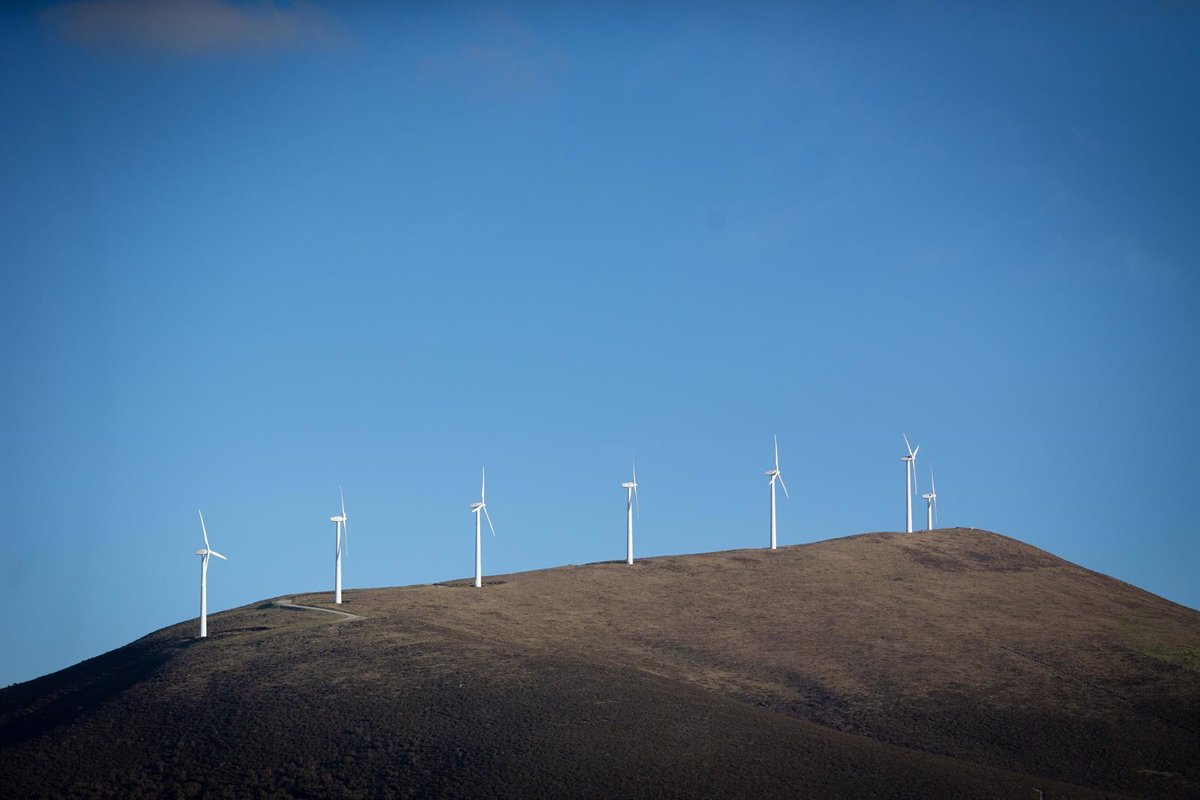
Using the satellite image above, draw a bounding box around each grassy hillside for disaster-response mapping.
[1,529,1197,798]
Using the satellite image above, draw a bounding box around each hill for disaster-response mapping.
[1,529,1198,798]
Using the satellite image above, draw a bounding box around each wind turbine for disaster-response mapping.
[470,467,496,588]
[330,486,348,604]
[194,510,227,639]
[901,434,920,533]
[922,466,938,531]
[764,435,789,550]
[621,460,640,564]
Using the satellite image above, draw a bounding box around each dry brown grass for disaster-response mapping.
[1,529,1196,798]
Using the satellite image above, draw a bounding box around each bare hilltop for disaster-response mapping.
[1,529,1197,799]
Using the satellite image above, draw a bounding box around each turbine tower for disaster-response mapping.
[330,486,348,604]
[621,461,640,564]
[922,466,938,531]
[194,510,227,639]
[470,467,496,588]
[901,434,920,533]
[764,435,789,549]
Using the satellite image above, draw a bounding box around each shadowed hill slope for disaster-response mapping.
[1,529,1197,798]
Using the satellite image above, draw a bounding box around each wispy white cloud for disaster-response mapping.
[42,0,344,56]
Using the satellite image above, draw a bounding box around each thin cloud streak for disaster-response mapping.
[415,9,570,95]
[42,0,345,55]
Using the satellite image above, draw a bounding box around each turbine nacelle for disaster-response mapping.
[196,511,227,559]
[765,436,789,497]
[470,468,497,537]
[333,487,349,528]
[328,485,349,595]
[624,460,640,519]
[927,466,939,526]
[901,434,920,496]
[765,438,789,498]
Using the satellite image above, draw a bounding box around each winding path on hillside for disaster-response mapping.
[272,598,365,622]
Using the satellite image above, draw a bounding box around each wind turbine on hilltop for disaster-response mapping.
[901,434,919,533]
[922,466,938,531]
[330,486,348,604]
[194,511,227,639]
[470,468,496,588]
[764,435,789,550]
[621,460,640,564]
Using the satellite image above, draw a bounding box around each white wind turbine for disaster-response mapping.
[621,460,640,564]
[901,434,920,533]
[329,486,348,604]
[764,435,789,550]
[194,510,227,639]
[922,466,938,531]
[470,467,496,588]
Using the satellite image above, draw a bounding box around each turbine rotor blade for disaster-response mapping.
[902,433,913,457]
[633,483,640,519]
[777,472,790,499]
[340,485,348,555]
[199,510,209,550]
[774,435,779,470]
[482,505,496,537]
[209,550,227,560]
[481,466,486,504]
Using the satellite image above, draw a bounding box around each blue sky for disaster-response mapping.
[1,0,1197,687]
